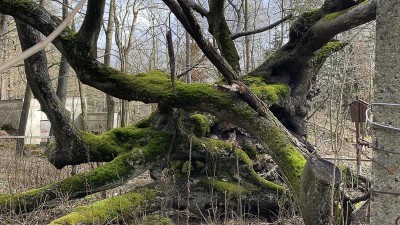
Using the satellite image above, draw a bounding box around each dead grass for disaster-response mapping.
[0,113,371,225]
[0,140,154,225]
[0,140,302,224]
[307,111,372,178]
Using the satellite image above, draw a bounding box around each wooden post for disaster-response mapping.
[349,99,369,176]
[355,121,361,175]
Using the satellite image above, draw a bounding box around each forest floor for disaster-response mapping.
[0,140,155,225]
[0,111,372,224]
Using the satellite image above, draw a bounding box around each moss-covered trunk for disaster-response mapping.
[0,1,377,224]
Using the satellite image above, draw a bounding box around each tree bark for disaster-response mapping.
[55,0,70,105]
[300,156,341,225]
[0,1,380,223]
[207,0,241,72]
[77,0,105,55]
[50,0,70,137]
[105,0,115,130]
[244,0,250,73]
[15,84,32,155]
[370,0,400,223]
[15,20,89,169]
[185,30,191,83]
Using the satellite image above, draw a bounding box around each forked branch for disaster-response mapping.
[231,14,293,40]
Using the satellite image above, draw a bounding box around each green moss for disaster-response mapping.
[48,42,306,198]
[190,114,210,137]
[135,112,156,128]
[168,160,185,178]
[70,67,238,117]
[174,83,236,111]
[201,178,251,196]
[218,29,240,71]
[170,160,184,171]
[181,160,205,174]
[181,161,190,174]
[63,30,78,42]
[354,201,365,209]
[251,84,289,105]
[0,185,53,213]
[304,8,323,18]
[302,8,324,26]
[264,127,306,195]
[1,130,171,213]
[242,141,257,159]
[104,69,238,113]
[57,153,134,194]
[234,149,286,193]
[49,189,160,225]
[194,138,285,193]
[242,75,289,105]
[203,139,233,155]
[316,41,347,64]
[322,7,350,21]
[242,76,264,86]
[80,126,170,161]
[208,2,240,71]
[289,9,323,40]
[141,214,172,225]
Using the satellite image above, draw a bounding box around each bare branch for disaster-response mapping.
[187,0,208,16]
[231,14,293,40]
[177,55,206,78]
[16,20,87,169]
[78,0,106,54]
[0,0,86,74]
[164,0,238,83]
[311,0,376,47]
[165,0,270,117]
[166,29,177,95]
[208,0,241,71]
[227,0,241,14]
[227,0,243,33]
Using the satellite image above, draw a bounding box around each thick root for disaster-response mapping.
[47,124,165,168]
[0,153,148,213]
[49,188,162,225]
[0,130,171,213]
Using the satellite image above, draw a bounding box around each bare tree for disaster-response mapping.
[114,0,142,127]
[105,0,116,130]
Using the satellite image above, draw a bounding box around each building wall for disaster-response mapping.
[0,98,156,144]
[0,99,23,129]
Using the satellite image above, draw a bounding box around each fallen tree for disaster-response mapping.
[0,0,376,224]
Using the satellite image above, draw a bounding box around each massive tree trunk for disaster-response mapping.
[0,0,378,224]
[370,0,400,223]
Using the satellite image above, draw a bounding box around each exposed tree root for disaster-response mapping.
[49,187,162,225]
[0,128,171,213]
